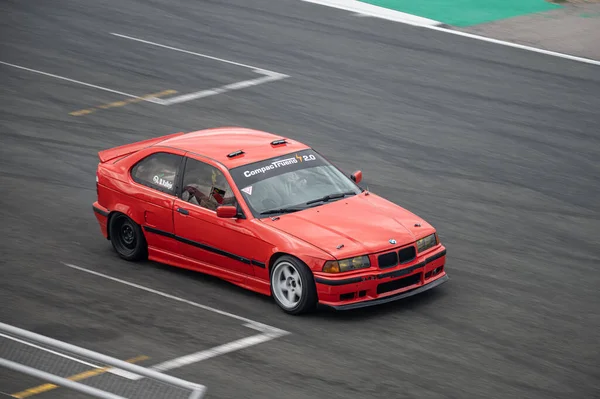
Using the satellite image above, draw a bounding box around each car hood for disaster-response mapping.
[259,192,435,259]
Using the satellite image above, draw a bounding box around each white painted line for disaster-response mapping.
[300,0,441,26]
[111,33,274,72]
[160,70,288,106]
[61,262,289,380]
[0,333,139,379]
[61,262,289,336]
[159,88,224,105]
[427,26,600,66]
[104,368,141,379]
[110,33,290,105]
[129,331,284,381]
[0,61,164,103]
[300,0,600,66]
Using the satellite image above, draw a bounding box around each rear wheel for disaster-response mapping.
[108,213,147,261]
[270,255,317,315]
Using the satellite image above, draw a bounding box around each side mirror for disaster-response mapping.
[350,170,362,184]
[216,206,238,218]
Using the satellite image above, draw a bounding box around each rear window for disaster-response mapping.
[130,152,182,194]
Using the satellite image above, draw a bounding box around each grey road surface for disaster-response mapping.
[1,0,599,398]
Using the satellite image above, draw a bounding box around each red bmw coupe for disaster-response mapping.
[93,127,448,314]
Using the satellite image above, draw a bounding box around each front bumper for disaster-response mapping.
[315,247,448,310]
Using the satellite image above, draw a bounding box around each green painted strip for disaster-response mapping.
[580,12,600,19]
[359,0,563,27]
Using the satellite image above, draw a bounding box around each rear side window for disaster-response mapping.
[130,152,182,194]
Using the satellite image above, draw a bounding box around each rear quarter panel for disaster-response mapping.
[97,147,186,252]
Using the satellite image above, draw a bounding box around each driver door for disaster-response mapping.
[172,156,257,278]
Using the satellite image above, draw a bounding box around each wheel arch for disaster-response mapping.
[267,252,320,314]
[106,210,148,261]
[267,252,292,277]
[266,242,332,272]
[267,252,321,280]
[106,211,115,240]
[105,203,143,239]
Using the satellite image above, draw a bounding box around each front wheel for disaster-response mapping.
[108,213,147,261]
[270,256,317,315]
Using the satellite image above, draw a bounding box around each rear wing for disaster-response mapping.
[98,132,185,163]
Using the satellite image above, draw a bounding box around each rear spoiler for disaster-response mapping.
[98,132,185,163]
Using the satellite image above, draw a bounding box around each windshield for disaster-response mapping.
[229,149,361,217]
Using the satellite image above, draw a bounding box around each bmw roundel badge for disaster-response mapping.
[389,239,397,244]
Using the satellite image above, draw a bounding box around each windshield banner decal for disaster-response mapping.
[231,149,325,187]
[243,153,317,178]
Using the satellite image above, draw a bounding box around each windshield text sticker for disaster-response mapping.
[300,154,316,162]
[243,153,316,178]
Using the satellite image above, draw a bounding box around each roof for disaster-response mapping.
[158,127,311,169]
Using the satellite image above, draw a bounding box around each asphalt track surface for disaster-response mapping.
[1,0,599,398]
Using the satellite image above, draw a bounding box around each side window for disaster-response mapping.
[130,152,182,194]
[180,158,238,211]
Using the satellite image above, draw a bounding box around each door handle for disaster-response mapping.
[177,207,189,215]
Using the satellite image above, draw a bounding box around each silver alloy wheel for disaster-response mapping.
[272,261,303,310]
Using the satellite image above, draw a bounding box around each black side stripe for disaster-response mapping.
[143,226,265,268]
[93,205,109,217]
[316,249,447,286]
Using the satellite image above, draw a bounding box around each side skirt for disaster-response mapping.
[147,246,272,297]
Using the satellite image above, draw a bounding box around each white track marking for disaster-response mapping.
[2,35,290,109]
[301,0,600,66]
[61,262,289,336]
[0,61,164,103]
[0,333,139,379]
[300,0,441,26]
[110,33,289,105]
[61,262,289,380]
[111,33,282,72]
[426,26,600,66]
[159,70,288,105]
[128,331,284,381]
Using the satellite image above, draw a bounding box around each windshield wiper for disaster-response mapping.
[259,207,305,216]
[305,191,356,205]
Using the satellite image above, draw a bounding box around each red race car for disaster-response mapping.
[93,127,448,314]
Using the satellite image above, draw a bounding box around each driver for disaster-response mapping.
[183,168,236,211]
[280,170,308,198]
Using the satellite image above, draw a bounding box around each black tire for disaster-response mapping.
[108,213,147,261]
[270,255,318,315]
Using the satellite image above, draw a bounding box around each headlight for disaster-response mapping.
[322,255,370,273]
[416,233,438,253]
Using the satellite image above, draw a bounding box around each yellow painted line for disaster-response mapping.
[69,89,177,116]
[11,355,149,398]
